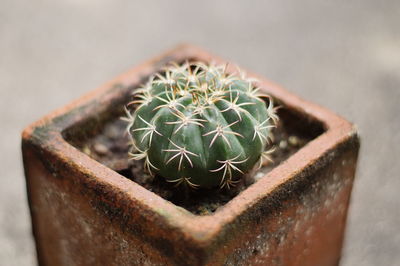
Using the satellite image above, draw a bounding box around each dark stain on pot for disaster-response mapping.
[83,186,204,265]
[219,135,359,264]
[63,95,325,215]
[232,134,359,227]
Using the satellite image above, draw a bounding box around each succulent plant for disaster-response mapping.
[125,61,278,189]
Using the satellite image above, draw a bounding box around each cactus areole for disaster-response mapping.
[126,62,278,189]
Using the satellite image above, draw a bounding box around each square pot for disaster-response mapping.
[22,44,359,266]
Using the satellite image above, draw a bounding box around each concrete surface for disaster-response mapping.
[1,0,399,265]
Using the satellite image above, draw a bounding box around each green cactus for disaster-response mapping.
[125,62,277,189]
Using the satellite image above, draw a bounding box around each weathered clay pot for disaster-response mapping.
[22,44,359,266]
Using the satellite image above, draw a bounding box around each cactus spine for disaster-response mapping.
[126,62,277,189]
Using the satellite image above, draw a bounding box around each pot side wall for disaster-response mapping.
[22,141,172,266]
[207,137,359,266]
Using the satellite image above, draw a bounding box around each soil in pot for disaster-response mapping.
[64,95,324,216]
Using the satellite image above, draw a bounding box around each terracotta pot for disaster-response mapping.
[22,44,359,266]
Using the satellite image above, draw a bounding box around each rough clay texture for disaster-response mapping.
[22,46,359,265]
[220,145,358,266]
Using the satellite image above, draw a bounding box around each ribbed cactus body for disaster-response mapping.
[127,62,276,189]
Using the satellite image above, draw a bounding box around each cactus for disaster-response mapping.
[125,61,277,189]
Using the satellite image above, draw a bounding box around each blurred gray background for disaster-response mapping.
[1,0,399,265]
